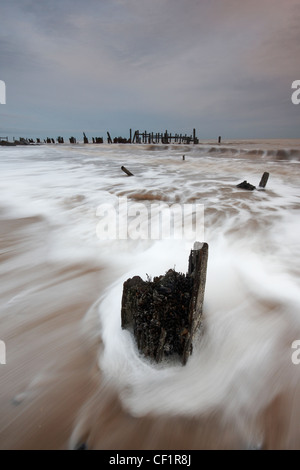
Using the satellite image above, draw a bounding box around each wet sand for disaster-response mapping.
[0,213,243,450]
[0,213,103,449]
[0,212,299,450]
[1,142,300,449]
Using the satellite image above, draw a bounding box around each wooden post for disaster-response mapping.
[129,128,132,143]
[107,132,112,144]
[236,180,256,191]
[258,172,269,189]
[218,136,221,144]
[83,132,88,144]
[183,242,208,364]
[121,241,208,365]
[193,128,196,143]
[182,155,185,161]
[121,165,134,176]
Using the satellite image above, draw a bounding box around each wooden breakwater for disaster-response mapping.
[130,128,199,144]
[108,129,199,144]
[1,128,201,146]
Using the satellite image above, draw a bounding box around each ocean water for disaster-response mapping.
[0,139,300,449]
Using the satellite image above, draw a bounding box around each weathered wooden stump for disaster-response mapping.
[258,171,269,188]
[121,242,208,365]
[121,166,134,176]
[237,172,270,191]
[236,180,256,191]
[107,132,113,144]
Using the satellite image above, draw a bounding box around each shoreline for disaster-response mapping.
[0,212,298,450]
[0,142,300,449]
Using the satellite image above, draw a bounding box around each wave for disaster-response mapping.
[194,146,300,160]
[132,143,300,160]
[0,140,300,449]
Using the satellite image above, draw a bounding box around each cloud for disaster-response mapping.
[0,0,299,138]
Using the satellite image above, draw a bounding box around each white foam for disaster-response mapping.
[1,142,300,435]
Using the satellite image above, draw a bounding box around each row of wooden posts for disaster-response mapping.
[5,129,215,145]
[91,129,200,145]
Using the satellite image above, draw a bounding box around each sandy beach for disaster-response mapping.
[0,142,300,449]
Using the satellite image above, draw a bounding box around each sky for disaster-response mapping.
[0,0,300,140]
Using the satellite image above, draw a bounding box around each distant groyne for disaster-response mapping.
[0,128,209,146]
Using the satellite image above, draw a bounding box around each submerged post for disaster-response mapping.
[258,172,269,189]
[121,165,134,176]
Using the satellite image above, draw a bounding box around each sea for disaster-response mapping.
[0,139,300,449]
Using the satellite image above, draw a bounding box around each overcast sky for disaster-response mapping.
[0,0,299,140]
